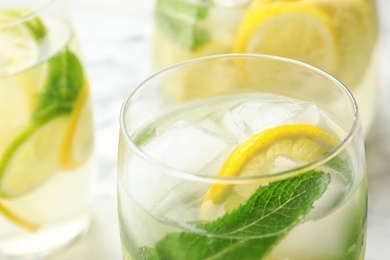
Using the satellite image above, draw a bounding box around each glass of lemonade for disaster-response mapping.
[118,54,367,259]
[152,0,379,135]
[0,0,94,258]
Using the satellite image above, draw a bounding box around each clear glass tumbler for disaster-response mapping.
[152,0,379,135]
[118,54,367,259]
[0,0,94,258]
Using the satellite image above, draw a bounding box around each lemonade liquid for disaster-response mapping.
[0,11,94,257]
[152,0,379,134]
[118,93,367,260]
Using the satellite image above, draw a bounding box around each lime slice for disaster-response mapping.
[0,10,45,75]
[202,124,337,209]
[59,81,94,170]
[0,116,68,198]
[0,79,32,155]
[234,2,338,74]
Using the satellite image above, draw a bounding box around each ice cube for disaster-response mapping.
[142,120,231,173]
[222,97,320,142]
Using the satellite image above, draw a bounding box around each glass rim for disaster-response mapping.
[0,0,56,30]
[119,53,360,184]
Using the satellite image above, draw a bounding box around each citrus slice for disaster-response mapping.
[59,81,94,171]
[302,0,377,89]
[0,201,41,232]
[0,116,68,198]
[0,79,31,155]
[0,10,45,75]
[234,2,338,74]
[202,124,337,206]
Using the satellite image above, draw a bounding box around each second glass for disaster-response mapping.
[152,0,379,135]
[0,0,94,258]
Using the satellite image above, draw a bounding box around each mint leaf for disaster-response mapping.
[33,48,84,123]
[24,16,47,40]
[139,246,160,260]
[156,232,279,260]
[147,171,330,259]
[8,9,47,40]
[135,128,156,146]
[155,0,211,51]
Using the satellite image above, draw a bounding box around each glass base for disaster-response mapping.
[0,214,90,260]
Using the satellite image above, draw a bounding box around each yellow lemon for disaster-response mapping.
[59,81,94,171]
[0,201,41,232]
[234,2,338,75]
[202,124,337,212]
[302,0,377,89]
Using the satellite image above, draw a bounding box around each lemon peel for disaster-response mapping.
[203,124,337,205]
[0,202,40,232]
[59,81,94,171]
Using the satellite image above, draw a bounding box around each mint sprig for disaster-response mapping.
[155,0,211,52]
[137,170,330,259]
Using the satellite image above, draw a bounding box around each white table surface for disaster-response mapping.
[51,0,390,259]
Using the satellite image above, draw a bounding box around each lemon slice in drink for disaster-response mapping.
[302,0,377,89]
[201,124,337,215]
[59,81,94,171]
[234,2,338,74]
[0,201,41,232]
[0,10,45,75]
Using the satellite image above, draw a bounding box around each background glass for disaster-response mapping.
[152,0,379,135]
[118,54,367,259]
[0,0,94,258]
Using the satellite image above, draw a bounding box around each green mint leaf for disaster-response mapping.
[139,246,161,260]
[24,16,47,40]
[33,48,84,123]
[200,170,330,238]
[156,232,279,260]
[155,0,211,52]
[135,128,156,146]
[151,171,330,260]
[8,9,47,40]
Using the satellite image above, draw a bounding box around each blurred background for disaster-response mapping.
[53,0,390,259]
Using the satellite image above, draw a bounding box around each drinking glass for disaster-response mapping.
[152,0,379,135]
[118,54,367,259]
[0,0,94,258]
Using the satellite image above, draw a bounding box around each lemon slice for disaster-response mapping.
[59,81,94,170]
[0,116,68,198]
[0,201,41,232]
[203,124,337,206]
[0,10,44,75]
[302,0,377,89]
[234,2,338,74]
